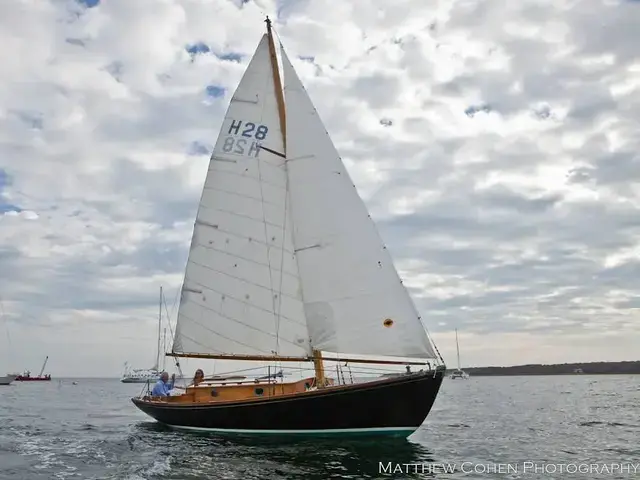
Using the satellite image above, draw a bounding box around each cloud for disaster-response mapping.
[0,0,638,376]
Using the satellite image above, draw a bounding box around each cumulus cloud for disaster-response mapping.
[0,0,638,376]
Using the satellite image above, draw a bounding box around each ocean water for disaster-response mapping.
[0,375,638,479]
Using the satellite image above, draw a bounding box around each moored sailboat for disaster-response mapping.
[449,329,468,379]
[120,364,159,384]
[121,287,165,384]
[131,17,446,437]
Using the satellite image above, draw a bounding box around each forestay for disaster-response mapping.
[280,46,437,359]
[172,35,312,358]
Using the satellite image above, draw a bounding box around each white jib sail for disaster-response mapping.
[280,45,437,359]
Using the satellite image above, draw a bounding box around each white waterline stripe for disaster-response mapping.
[166,425,417,434]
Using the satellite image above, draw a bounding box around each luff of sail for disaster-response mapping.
[172,33,312,360]
[279,46,437,360]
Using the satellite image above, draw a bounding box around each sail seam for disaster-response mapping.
[173,327,276,356]
[199,204,286,229]
[203,186,285,208]
[194,223,294,255]
[173,331,227,355]
[208,166,287,190]
[210,155,237,163]
[177,312,287,355]
[177,307,305,348]
[294,244,321,252]
[179,279,306,327]
[285,154,315,162]
[191,242,299,279]
[186,261,300,300]
[183,283,305,329]
[176,314,273,354]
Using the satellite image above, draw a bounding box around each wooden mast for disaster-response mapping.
[265,16,286,147]
[265,16,327,387]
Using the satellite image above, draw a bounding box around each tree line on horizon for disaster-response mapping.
[451,361,640,376]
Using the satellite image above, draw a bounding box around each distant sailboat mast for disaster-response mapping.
[450,328,467,379]
[155,286,162,372]
[456,328,461,370]
[162,328,167,371]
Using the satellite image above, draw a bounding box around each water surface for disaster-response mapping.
[0,375,637,479]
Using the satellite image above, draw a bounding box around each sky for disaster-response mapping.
[0,0,639,377]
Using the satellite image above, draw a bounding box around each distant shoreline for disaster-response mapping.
[450,361,640,376]
[36,360,640,378]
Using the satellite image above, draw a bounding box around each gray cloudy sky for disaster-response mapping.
[1,0,638,377]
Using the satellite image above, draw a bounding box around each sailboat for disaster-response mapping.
[132,17,446,437]
[120,363,159,384]
[121,287,165,383]
[449,329,468,379]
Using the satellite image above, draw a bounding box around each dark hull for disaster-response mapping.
[15,377,51,381]
[132,367,445,437]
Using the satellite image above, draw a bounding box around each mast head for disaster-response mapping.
[265,16,272,32]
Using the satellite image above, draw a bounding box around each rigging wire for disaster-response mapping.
[160,287,185,383]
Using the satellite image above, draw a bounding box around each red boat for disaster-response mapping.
[15,356,51,382]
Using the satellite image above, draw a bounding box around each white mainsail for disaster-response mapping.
[172,29,438,362]
[280,46,437,360]
[172,34,312,358]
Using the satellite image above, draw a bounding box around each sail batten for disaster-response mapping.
[279,45,438,360]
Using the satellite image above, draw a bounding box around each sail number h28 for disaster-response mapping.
[221,119,269,158]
